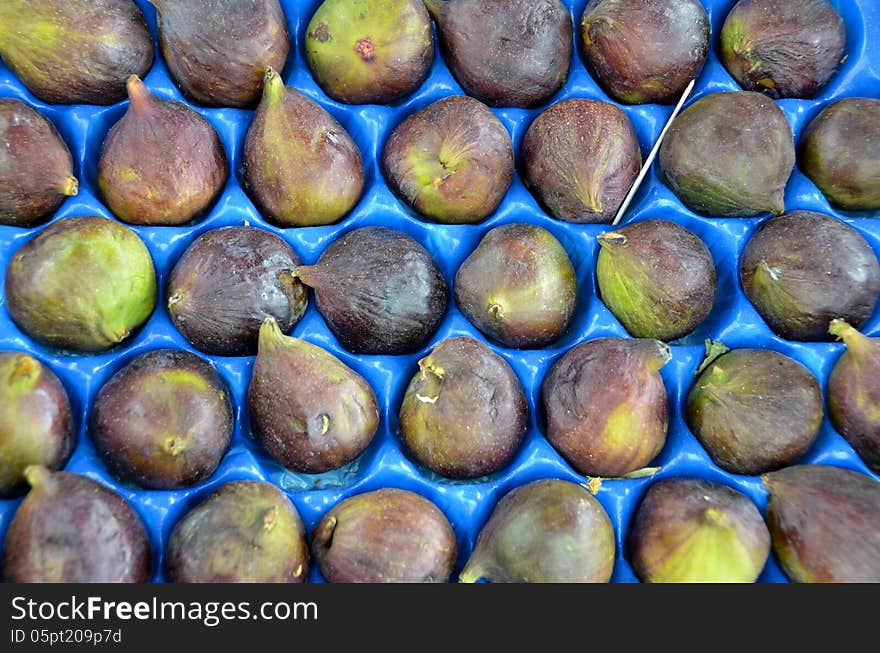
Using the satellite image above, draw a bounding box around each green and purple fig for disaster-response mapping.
[686,347,823,475]
[740,212,880,341]
[381,95,513,225]
[293,227,448,355]
[0,99,77,228]
[460,479,615,583]
[97,76,228,226]
[248,318,379,473]
[580,0,709,105]
[242,68,364,227]
[659,91,795,217]
[166,226,308,357]
[799,98,880,211]
[312,488,456,583]
[596,219,717,342]
[720,0,845,99]
[763,465,880,582]
[454,224,576,349]
[152,0,289,108]
[4,216,157,352]
[629,478,770,583]
[305,0,434,105]
[0,0,154,105]
[2,466,151,583]
[91,350,233,490]
[166,481,309,583]
[0,353,73,497]
[521,99,642,223]
[425,0,572,108]
[398,337,528,479]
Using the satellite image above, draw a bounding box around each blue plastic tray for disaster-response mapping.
[1,0,878,583]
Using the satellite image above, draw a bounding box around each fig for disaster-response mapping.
[541,338,670,478]
[4,216,157,352]
[629,479,770,583]
[740,211,880,341]
[763,465,880,582]
[166,481,309,583]
[460,479,615,583]
[242,69,364,228]
[293,227,448,355]
[305,0,433,105]
[454,224,576,349]
[0,353,73,497]
[0,0,153,105]
[398,337,528,479]
[2,466,151,583]
[799,98,880,211]
[0,99,77,228]
[248,318,379,473]
[312,488,456,583]
[521,99,642,224]
[381,95,513,225]
[97,76,228,226]
[152,0,289,108]
[720,0,845,99]
[580,0,709,105]
[166,226,308,357]
[658,91,795,217]
[686,347,823,475]
[596,219,717,342]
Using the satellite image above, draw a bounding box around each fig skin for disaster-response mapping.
[596,219,717,342]
[312,488,457,583]
[0,99,78,228]
[521,99,642,224]
[658,91,795,217]
[91,350,233,490]
[454,224,577,349]
[4,216,157,353]
[248,318,380,474]
[294,227,448,355]
[398,337,528,479]
[629,479,770,583]
[97,76,228,227]
[2,466,151,583]
[305,0,434,105]
[720,0,845,100]
[580,0,709,105]
[686,348,823,475]
[381,95,513,225]
[799,98,880,211]
[460,479,615,583]
[0,0,153,106]
[763,465,880,582]
[740,211,880,342]
[152,0,290,109]
[425,0,572,109]
[0,353,74,498]
[166,226,308,357]
[242,68,364,227]
[166,481,309,583]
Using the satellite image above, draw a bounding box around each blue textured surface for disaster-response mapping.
[1,0,879,583]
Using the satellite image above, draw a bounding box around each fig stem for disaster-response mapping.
[423,0,446,20]
[23,465,53,491]
[126,75,153,113]
[61,176,78,197]
[262,67,285,104]
[695,340,730,376]
[596,231,627,248]
[829,319,872,354]
[258,316,286,350]
[458,566,481,584]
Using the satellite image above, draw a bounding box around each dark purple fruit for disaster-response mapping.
[294,227,448,355]
[580,0,709,105]
[2,467,151,582]
[166,226,308,357]
[740,211,880,341]
[425,0,572,108]
[398,337,528,479]
[312,488,457,583]
[166,481,309,583]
